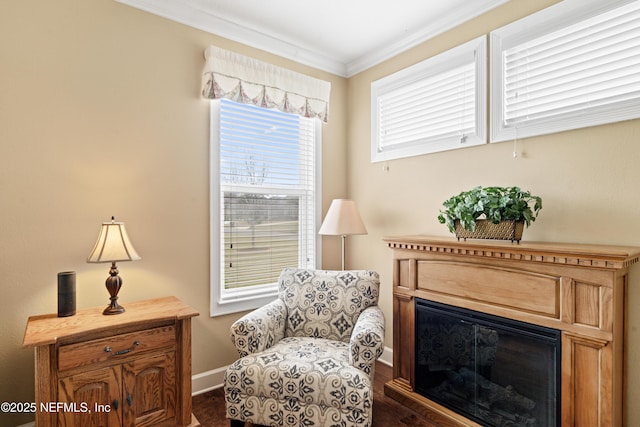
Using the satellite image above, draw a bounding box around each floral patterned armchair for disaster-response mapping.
[224,268,385,427]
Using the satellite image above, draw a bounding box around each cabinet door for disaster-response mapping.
[122,351,176,427]
[58,366,123,427]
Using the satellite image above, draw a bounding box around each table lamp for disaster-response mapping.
[87,216,141,315]
[318,199,367,270]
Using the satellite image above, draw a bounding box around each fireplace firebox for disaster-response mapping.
[415,299,560,427]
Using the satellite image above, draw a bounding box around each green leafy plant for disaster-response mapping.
[437,186,543,233]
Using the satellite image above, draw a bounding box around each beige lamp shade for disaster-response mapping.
[319,199,367,270]
[87,218,141,263]
[319,199,367,236]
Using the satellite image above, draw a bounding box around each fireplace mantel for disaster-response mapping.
[384,235,640,427]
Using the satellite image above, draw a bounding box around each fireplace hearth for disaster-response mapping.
[383,236,640,426]
[415,299,560,427]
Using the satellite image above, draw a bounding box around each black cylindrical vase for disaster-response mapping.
[57,271,76,317]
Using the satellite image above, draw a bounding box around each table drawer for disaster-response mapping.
[58,325,175,371]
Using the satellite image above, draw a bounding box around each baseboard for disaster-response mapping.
[191,346,394,396]
[16,422,34,427]
[192,365,227,396]
[379,345,393,366]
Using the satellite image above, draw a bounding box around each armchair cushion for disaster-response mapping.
[225,336,373,426]
[278,268,380,342]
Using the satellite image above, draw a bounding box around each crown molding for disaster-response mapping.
[116,0,508,78]
[347,0,508,76]
[116,0,348,76]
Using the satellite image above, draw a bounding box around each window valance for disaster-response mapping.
[201,46,331,122]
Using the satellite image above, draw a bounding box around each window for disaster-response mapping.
[210,99,321,316]
[371,35,487,162]
[491,0,640,142]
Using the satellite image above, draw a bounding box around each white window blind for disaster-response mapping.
[211,99,318,316]
[371,36,486,162]
[491,0,640,142]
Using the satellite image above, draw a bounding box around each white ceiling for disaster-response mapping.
[117,0,509,77]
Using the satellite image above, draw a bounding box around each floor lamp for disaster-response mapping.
[318,199,367,270]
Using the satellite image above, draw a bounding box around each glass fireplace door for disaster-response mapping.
[415,299,560,427]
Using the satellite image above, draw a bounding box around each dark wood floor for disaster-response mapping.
[192,361,442,427]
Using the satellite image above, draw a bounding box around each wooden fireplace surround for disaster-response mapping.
[383,235,640,427]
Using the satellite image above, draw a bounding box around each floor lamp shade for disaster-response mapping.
[318,199,367,236]
[319,199,367,270]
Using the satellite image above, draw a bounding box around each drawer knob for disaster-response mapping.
[112,399,119,410]
[104,340,140,356]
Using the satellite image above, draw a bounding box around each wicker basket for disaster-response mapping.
[454,219,525,243]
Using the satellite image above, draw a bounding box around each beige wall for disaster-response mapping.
[3,0,640,425]
[346,0,640,424]
[0,1,346,425]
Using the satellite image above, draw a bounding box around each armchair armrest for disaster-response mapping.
[230,299,287,357]
[349,306,385,377]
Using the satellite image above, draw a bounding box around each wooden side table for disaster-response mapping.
[23,296,200,427]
